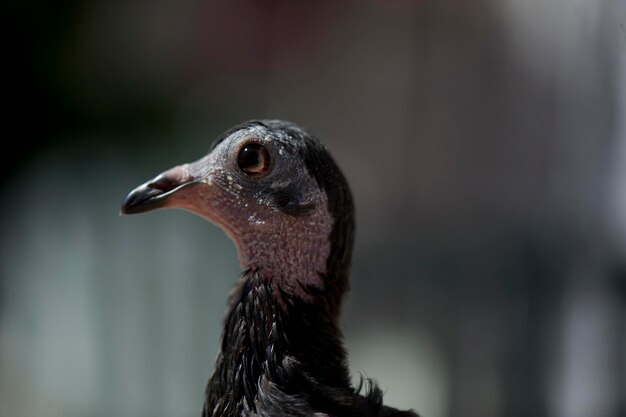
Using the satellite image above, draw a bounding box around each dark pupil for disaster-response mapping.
[238,144,268,174]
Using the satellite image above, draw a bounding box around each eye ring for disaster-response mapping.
[237,143,271,176]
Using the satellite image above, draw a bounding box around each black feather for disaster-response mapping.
[203,272,417,417]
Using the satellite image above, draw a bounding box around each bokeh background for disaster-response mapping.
[2,1,625,417]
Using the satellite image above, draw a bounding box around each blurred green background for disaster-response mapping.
[2,1,625,417]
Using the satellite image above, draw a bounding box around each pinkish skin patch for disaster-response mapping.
[168,166,333,304]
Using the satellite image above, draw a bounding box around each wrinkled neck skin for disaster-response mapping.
[235,203,333,302]
[197,182,335,304]
[178,162,336,304]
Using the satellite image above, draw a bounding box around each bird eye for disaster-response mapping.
[237,143,271,176]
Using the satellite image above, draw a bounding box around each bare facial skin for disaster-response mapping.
[122,123,334,299]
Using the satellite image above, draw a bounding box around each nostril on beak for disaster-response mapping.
[148,174,181,192]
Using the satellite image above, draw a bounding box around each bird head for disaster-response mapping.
[121,120,354,306]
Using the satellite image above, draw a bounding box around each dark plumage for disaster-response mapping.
[121,120,418,417]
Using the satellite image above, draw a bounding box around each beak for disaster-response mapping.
[120,165,202,215]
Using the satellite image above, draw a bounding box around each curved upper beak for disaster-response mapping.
[120,165,202,215]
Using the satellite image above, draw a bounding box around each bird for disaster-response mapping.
[121,120,418,417]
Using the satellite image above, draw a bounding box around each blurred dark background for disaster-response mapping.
[2,1,625,417]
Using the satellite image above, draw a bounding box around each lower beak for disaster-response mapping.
[120,165,201,215]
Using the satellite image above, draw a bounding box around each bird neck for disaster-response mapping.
[235,213,333,300]
[204,271,352,417]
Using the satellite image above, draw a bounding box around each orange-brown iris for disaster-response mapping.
[237,143,270,176]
